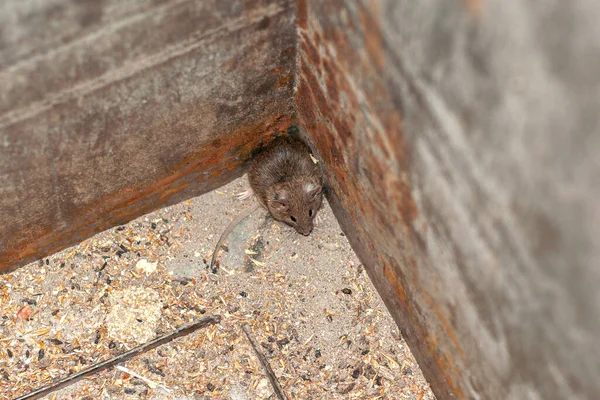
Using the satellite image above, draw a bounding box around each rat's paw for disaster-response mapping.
[236,189,253,200]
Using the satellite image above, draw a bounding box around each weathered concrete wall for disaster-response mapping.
[0,0,296,271]
[295,0,600,399]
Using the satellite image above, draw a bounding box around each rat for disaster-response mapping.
[209,135,324,271]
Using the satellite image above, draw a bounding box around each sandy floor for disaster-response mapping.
[0,177,435,400]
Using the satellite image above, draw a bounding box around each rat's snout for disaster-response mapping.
[297,225,313,236]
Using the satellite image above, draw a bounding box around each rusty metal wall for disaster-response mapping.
[0,0,296,272]
[296,1,600,399]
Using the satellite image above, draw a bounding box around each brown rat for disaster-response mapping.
[209,136,323,271]
[248,135,324,235]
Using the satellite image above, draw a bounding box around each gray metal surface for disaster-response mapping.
[296,1,600,399]
[0,0,296,271]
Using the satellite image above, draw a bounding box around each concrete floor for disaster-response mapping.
[0,177,435,399]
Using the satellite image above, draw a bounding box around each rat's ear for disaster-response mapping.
[304,182,322,199]
[269,188,289,211]
[269,199,289,212]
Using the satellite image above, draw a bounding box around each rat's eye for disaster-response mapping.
[309,209,313,217]
[290,216,297,222]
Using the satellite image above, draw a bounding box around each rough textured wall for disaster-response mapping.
[295,0,600,399]
[0,0,296,272]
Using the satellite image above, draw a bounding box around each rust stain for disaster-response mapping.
[301,32,321,65]
[276,74,291,88]
[296,0,308,29]
[300,62,332,119]
[323,60,339,104]
[381,101,405,163]
[1,115,293,273]
[295,78,318,129]
[419,332,465,399]
[463,0,483,18]
[381,254,409,307]
[432,349,465,398]
[281,46,295,57]
[159,182,190,200]
[394,170,419,228]
[416,308,464,398]
[358,0,384,71]
[222,56,238,71]
[422,291,465,357]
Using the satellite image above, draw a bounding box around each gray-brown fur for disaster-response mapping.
[248,136,324,236]
[209,136,323,271]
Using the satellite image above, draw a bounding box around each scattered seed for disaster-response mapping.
[16,304,33,321]
[98,262,107,272]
